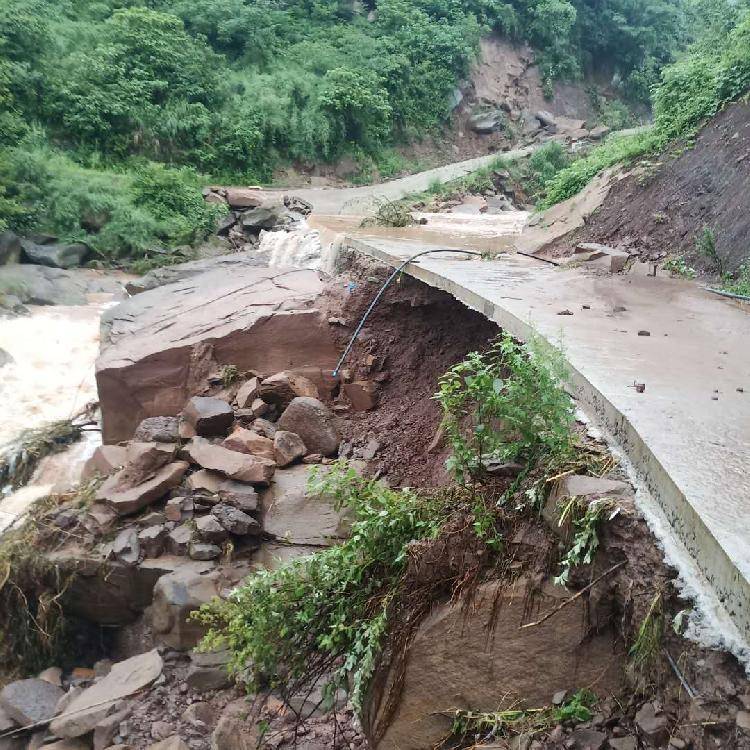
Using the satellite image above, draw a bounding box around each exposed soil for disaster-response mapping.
[320,254,499,487]
[557,102,750,274]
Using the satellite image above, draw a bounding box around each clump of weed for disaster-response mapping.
[718,263,750,297]
[695,225,723,275]
[435,332,574,486]
[220,364,240,387]
[554,496,614,586]
[663,256,696,278]
[441,689,597,748]
[0,419,82,490]
[0,483,94,677]
[361,198,415,228]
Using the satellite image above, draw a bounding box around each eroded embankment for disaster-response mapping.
[0,256,748,750]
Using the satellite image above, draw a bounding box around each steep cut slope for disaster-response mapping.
[561,102,750,274]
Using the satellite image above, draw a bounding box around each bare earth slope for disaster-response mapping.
[563,102,750,273]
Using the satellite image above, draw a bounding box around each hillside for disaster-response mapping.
[0,0,692,264]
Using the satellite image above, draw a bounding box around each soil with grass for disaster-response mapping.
[556,102,750,276]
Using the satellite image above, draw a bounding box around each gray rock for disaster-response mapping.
[50,651,163,738]
[187,470,258,514]
[168,524,193,556]
[277,397,340,456]
[571,728,606,749]
[608,738,637,750]
[186,651,232,693]
[0,678,63,726]
[535,109,557,128]
[138,525,168,558]
[0,347,14,368]
[469,107,504,134]
[238,205,285,230]
[112,528,140,566]
[0,232,21,265]
[635,701,668,742]
[251,418,277,439]
[148,738,190,750]
[195,515,229,544]
[133,416,180,443]
[189,542,221,561]
[212,504,260,536]
[210,699,258,750]
[737,710,750,731]
[93,707,131,750]
[273,430,306,467]
[182,397,234,437]
[20,240,88,269]
[262,465,350,546]
[149,569,220,650]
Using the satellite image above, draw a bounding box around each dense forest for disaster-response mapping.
[0,0,746,262]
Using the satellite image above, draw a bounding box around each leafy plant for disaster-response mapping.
[629,591,664,674]
[554,497,613,586]
[362,197,415,228]
[695,225,723,274]
[663,256,696,278]
[435,333,574,485]
[195,462,451,713]
[442,689,597,748]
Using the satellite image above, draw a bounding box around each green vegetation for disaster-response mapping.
[718,265,750,297]
[197,463,453,712]
[542,7,750,207]
[554,496,612,586]
[442,690,597,747]
[435,332,574,485]
[0,479,99,676]
[695,225,722,274]
[663,256,697,278]
[0,0,700,260]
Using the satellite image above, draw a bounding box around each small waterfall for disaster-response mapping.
[256,222,339,273]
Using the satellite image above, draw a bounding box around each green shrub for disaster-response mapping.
[435,332,574,484]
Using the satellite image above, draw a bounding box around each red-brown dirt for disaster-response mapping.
[321,256,499,487]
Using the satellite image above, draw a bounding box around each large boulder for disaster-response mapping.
[259,371,319,408]
[277,397,340,456]
[364,581,624,749]
[187,470,258,513]
[0,232,21,265]
[96,267,338,443]
[20,240,88,269]
[50,650,163,738]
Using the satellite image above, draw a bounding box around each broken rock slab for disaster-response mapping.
[222,428,275,461]
[574,242,631,273]
[185,438,275,485]
[262,465,350,546]
[273,430,306,467]
[50,650,163,738]
[187,470,258,513]
[82,445,129,480]
[97,266,339,443]
[365,580,624,750]
[98,460,189,517]
[133,416,180,443]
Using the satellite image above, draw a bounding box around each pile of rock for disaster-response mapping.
[201,188,313,252]
[85,369,344,569]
